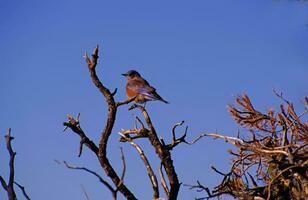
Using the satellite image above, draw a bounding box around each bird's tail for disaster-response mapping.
[152,92,169,104]
[159,98,169,104]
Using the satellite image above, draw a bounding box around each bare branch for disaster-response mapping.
[60,160,117,199]
[172,121,185,143]
[273,89,291,105]
[129,104,180,199]
[4,128,17,200]
[159,162,169,198]
[116,96,137,107]
[119,133,159,199]
[201,133,244,145]
[119,127,150,142]
[84,46,137,200]
[63,113,98,156]
[184,181,213,200]
[14,182,31,200]
[135,116,145,129]
[185,133,208,145]
[111,88,118,96]
[119,147,126,185]
[164,121,189,150]
[0,176,7,191]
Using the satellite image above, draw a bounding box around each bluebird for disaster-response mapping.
[122,70,169,104]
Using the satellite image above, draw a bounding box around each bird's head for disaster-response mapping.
[122,70,141,79]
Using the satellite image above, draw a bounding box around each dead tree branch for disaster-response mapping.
[0,176,7,191]
[4,128,17,200]
[1,129,29,200]
[64,46,137,199]
[14,182,31,200]
[188,94,308,200]
[60,160,117,199]
[129,104,180,200]
[63,113,98,156]
[119,147,126,185]
[159,162,169,198]
[163,121,188,150]
[119,133,159,199]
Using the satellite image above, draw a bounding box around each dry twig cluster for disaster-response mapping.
[187,94,308,200]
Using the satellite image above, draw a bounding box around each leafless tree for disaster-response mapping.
[62,46,201,200]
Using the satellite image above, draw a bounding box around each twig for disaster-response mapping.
[60,160,117,200]
[63,113,98,157]
[201,133,244,145]
[210,166,227,176]
[0,176,7,191]
[116,96,137,107]
[135,116,145,129]
[172,121,185,143]
[184,181,213,199]
[273,89,291,105]
[185,133,208,145]
[164,121,189,150]
[14,182,31,200]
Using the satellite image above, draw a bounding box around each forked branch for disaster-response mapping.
[119,133,159,199]
[1,129,30,200]
[65,46,137,200]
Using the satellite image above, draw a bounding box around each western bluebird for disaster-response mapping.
[122,70,169,104]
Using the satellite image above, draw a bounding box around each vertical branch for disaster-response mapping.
[84,46,137,200]
[4,128,17,200]
[119,133,159,199]
[130,104,180,200]
[119,147,126,183]
[159,162,169,197]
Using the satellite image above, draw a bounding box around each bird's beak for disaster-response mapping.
[121,73,127,77]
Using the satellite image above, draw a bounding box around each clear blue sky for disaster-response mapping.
[0,1,307,199]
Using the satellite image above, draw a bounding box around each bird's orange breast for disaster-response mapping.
[126,86,138,98]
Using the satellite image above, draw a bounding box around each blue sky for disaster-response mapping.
[0,0,307,199]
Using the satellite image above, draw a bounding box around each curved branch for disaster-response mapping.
[85,46,137,200]
[129,104,180,200]
[61,160,116,199]
[63,113,98,156]
[119,133,159,199]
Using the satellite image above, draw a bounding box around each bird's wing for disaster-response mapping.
[127,78,169,103]
[127,78,156,95]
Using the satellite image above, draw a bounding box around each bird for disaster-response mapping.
[122,70,169,104]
